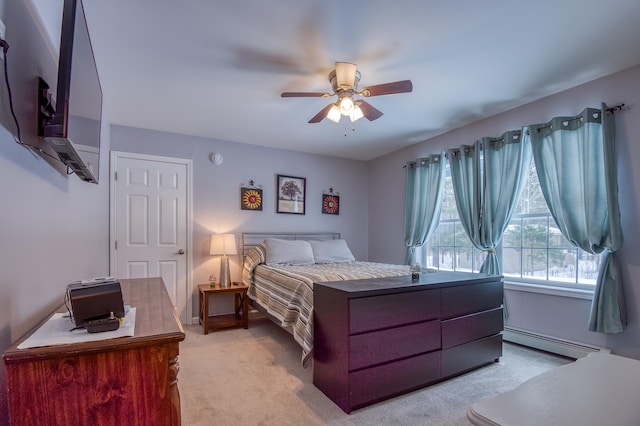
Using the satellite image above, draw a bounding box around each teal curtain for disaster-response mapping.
[529,104,625,333]
[404,153,445,264]
[447,130,532,275]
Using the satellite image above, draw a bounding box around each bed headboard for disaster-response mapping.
[241,232,341,256]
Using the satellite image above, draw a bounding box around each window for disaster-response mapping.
[419,160,600,288]
[421,162,486,273]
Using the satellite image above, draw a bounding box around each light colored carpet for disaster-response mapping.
[179,314,571,426]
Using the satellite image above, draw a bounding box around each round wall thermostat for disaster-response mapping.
[210,153,223,165]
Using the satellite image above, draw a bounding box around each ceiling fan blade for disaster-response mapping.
[335,62,358,90]
[281,91,331,98]
[360,80,413,97]
[357,100,384,121]
[308,103,335,123]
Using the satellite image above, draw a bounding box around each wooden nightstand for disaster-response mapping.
[198,283,249,334]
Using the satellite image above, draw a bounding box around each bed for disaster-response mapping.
[467,351,640,426]
[241,232,410,366]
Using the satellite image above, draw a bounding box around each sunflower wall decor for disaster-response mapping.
[241,181,263,211]
[322,188,340,215]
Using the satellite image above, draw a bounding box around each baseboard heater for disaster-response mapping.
[503,326,611,359]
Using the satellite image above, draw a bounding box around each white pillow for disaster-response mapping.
[265,238,315,265]
[309,239,355,263]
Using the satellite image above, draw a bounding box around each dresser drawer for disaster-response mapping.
[441,280,502,319]
[442,307,503,349]
[349,289,440,334]
[350,350,441,410]
[349,320,440,370]
[442,334,502,377]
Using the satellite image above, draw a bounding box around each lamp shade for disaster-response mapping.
[209,234,237,256]
[327,104,341,123]
[339,96,354,116]
[350,104,364,122]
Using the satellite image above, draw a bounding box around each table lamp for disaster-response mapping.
[210,233,237,287]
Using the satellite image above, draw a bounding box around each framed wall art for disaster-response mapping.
[241,180,263,211]
[241,188,263,210]
[322,188,340,215]
[277,174,306,214]
[322,193,340,215]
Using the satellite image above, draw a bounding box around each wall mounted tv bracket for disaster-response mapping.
[37,77,56,137]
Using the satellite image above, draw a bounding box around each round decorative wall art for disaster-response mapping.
[322,194,339,215]
[241,188,263,210]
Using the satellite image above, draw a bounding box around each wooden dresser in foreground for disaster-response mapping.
[314,271,503,413]
[2,277,185,426]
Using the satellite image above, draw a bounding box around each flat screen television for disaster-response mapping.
[43,0,102,184]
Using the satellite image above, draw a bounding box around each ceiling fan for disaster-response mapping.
[281,62,413,124]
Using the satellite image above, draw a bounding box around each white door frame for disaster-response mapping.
[109,150,193,324]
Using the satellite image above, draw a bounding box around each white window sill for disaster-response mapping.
[504,280,594,300]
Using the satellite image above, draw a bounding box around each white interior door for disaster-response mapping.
[110,151,192,324]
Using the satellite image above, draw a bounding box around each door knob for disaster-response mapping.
[177,249,185,255]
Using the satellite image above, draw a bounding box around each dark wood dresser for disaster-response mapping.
[313,271,503,413]
[2,277,185,426]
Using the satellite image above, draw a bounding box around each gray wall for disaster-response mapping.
[368,65,640,359]
[0,0,110,421]
[110,125,369,316]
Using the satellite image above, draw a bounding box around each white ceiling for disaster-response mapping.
[37,0,640,161]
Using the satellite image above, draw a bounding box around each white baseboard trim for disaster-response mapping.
[503,326,611,359]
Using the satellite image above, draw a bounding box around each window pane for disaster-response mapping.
[502,247,521,277]
[439,248,454,270]
[522,217,548,248]
[456,247,473,271]
[428,246,439,269]
[515,163,548,214]
[440,173,457,220]
[549,228,574,249]
[503,220,522,247]
[550,249,575,282]
[578,252,600,285]
[439,222,455,246]
[522,248,548,280]
[454,222,471,248]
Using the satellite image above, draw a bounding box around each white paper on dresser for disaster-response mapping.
[17,307,136,349]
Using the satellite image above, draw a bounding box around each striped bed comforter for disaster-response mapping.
[242,242,409,366]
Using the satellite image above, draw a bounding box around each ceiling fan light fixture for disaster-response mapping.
[281,62,412,125]
[350,104,364,122]
[327,104,341,123]
[339,96,354,116]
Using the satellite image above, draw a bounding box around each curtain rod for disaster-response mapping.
[404,103,626,167]
[531,103,626,134]
[606,103,625,114]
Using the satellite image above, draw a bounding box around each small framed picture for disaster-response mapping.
[277,175,306,214]
[322,194,340,215]
[241,187,263,211]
